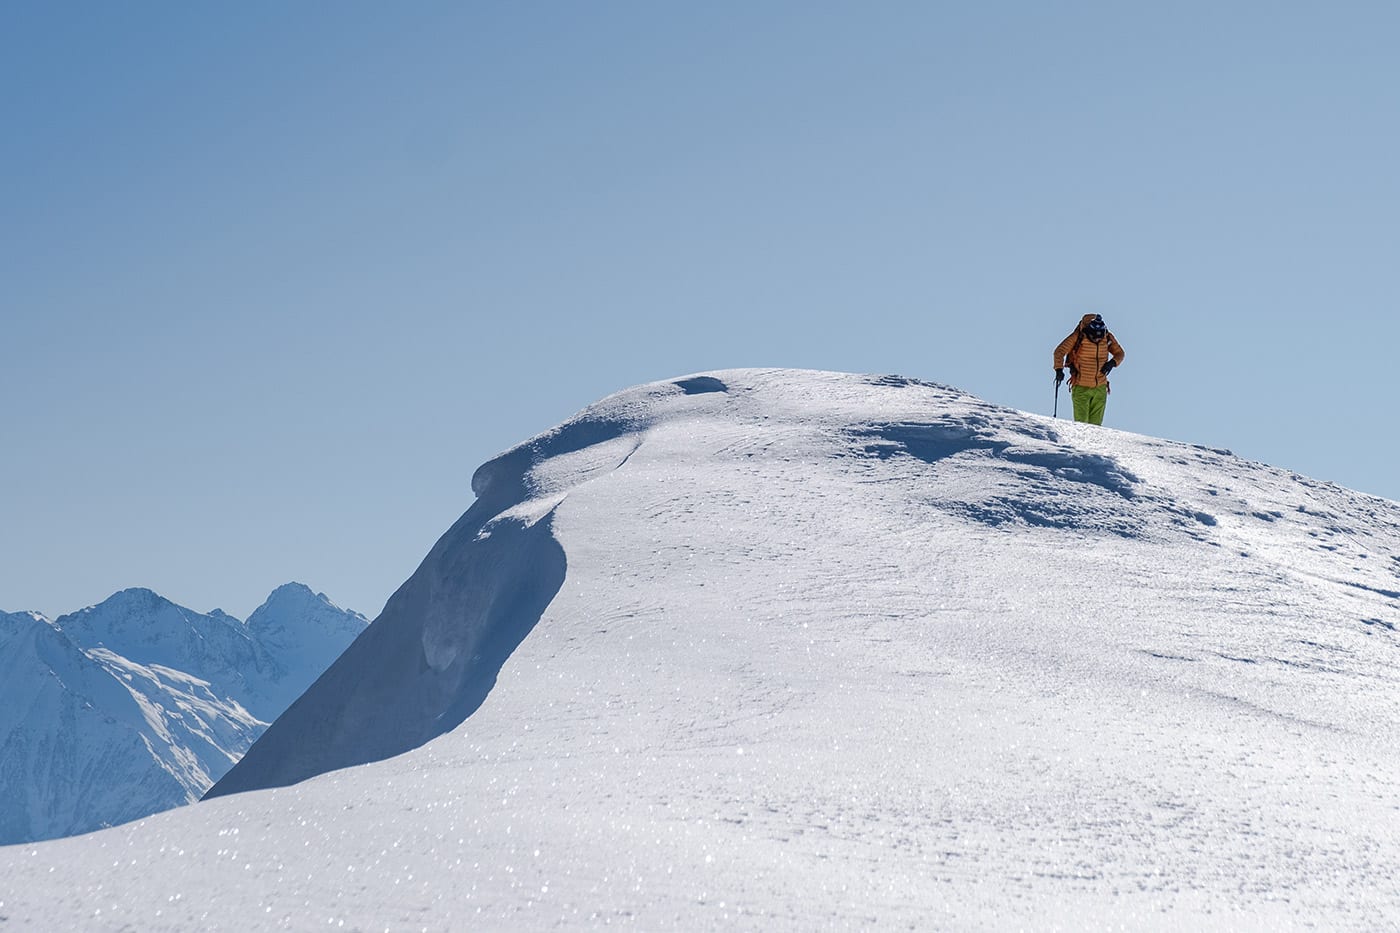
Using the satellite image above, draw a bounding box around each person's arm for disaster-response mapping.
[1053,332,1077,370]
[1100,334,1125,375]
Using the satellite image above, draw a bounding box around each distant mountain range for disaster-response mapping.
[0,583,366,845]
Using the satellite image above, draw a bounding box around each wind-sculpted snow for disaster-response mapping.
[851,412,1144,535]
[210,378,745,797]
[6,370,1400,930]
[207,510,566,797]
[674,375,728,395]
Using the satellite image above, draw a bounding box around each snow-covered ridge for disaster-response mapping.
[216,369,1400,802]
[0,584,366,845]
[8,369,1400,929]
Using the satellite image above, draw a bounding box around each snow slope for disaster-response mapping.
[3,370,1399,930]
[0,585,365,845]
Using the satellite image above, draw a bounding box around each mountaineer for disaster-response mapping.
[1054,314,1125,425]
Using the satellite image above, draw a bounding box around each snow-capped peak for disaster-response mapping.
[0,583,366,846]
[0,609,52,648]
[247,582,366,642]
[10,370,1400,928]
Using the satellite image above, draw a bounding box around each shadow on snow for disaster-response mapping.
[207,408,655,799]
[850,415,1146,535]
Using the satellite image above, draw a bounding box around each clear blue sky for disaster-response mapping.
[5,2,1399,620]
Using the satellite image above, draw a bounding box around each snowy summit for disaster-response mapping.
[3,369,1399,929]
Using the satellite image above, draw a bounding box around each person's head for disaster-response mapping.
[1084,314,1106,342]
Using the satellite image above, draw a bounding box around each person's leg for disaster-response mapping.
[1072,386,1092,422]
[1087,385,1108,425]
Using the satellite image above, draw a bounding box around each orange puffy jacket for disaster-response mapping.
[1054,314,1125,388]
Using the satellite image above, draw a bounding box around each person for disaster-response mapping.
[1053,313,1125,425]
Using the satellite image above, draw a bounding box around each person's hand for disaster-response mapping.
[1054,368,1065,386]
[1101,360,1116,375]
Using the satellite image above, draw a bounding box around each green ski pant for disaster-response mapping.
[1071,384,1109,425]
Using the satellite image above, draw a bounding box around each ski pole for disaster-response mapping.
[1053,377,1060,418]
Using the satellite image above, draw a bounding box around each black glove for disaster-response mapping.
[1054,368,1065,386]
[1101,360,1116,375]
